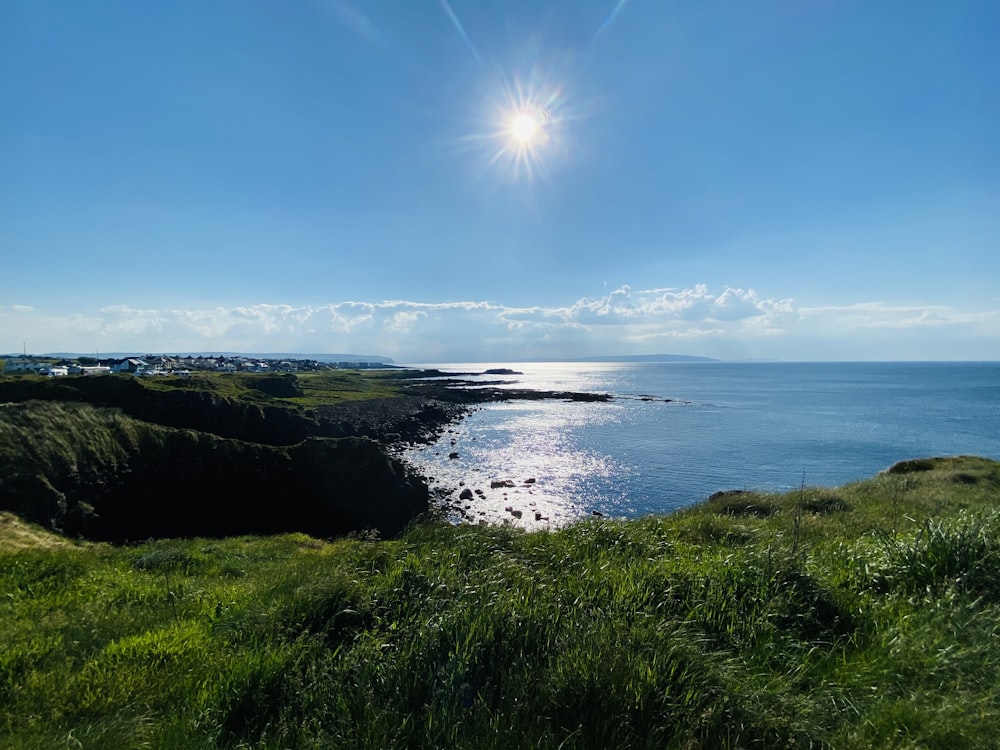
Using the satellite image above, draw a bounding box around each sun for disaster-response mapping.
[461,73,573,181]
[509,111,541,145]
[495,102,553,180]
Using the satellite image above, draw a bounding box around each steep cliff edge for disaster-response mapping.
[0,401,427,541]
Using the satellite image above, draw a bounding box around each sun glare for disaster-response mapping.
[510,111,540,145]
[492,99,555,180]
[460,73,573,182]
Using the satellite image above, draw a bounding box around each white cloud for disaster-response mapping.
[499,285,794,330]
[384,310,426,333]
[2,286,997,361]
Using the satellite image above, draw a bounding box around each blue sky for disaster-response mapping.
[2,0,998,362]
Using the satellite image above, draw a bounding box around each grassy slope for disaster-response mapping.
[0,513,73,553]
[0,370,410,415]
[138,370,409,408]
[2,457,1000,749]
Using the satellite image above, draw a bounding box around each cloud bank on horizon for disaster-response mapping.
[3,284,996,363]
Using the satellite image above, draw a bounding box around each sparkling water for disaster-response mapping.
[404,362,1000,528]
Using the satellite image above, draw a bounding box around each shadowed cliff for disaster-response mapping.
[0,401,428,541]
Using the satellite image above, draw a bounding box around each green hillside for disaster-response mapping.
[3,456,999,748]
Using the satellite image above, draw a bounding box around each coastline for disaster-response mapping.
[398,372,621,528]
[0,368,611,541]
[404,361,1000,529]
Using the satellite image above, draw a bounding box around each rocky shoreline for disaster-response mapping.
[390,373,621,529]
[310,372,615,451]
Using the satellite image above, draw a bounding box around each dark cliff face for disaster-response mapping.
[0,402,429,542]
[82,435,429,542]
[130,389,317,445]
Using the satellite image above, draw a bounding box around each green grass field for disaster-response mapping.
[0,368,412,410]
[83,369,412,408]
[2,456,999,748]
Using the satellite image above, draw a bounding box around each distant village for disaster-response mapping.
[0,354,395,377]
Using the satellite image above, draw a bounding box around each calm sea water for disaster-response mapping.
[403,362,1000,528]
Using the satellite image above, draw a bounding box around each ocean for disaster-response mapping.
[403,361,1000,528]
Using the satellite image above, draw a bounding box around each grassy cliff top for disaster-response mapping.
[143,369,416,405]
[3,456,1000,748]
[0,369,415,409]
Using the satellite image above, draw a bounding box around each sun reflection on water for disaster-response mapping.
[405,399,633,529]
